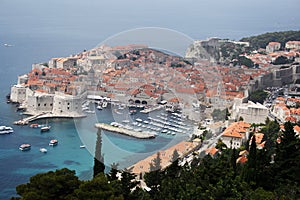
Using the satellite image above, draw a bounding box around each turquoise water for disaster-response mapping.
[0,101,189,199]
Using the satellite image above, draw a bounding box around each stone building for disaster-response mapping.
[52,92,83,116]
[10,85,27,103]
[232,98,268,124]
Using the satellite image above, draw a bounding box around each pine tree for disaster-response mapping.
[273,121,300,194]
[108,162,119,182]
[93,129,105,177]
[243,134,257,184]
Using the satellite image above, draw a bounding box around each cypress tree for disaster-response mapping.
[93,129,105,177]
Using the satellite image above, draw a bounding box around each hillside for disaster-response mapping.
[240,30,300,49]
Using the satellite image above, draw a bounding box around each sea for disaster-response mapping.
[0,0,299,199]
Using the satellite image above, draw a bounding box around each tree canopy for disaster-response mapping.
[12,121,300,200]
[240,30,300,49]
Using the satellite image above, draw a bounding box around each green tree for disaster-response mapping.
[13,168,80,200]
[144,152,162,198]
[273,55,291,65]
[93,129,105,177]
[120,168,139,200]
[72,173,123,200]
[249,90,268,104]
[108,162,119,182]
[238,55,254,68]
[274,121,300,190]
[243,135,257,184]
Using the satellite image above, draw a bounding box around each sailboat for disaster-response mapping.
[41,120,51,132]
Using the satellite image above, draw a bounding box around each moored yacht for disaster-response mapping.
[19,144,31,151]
[49,139,58,146]
[0,126,14,134]
[39,148,47,153]
[41,126,51,132]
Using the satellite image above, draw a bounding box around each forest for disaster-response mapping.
[11,120,300,200]
[240,30,300,49]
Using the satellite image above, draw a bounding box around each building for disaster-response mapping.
[52,92,84,116]
[285,41,300,50]
[10,85,28,103]
[221,121,250,149]
[232,98,268,124]
[26,91,54,114]
[266,42,281,53]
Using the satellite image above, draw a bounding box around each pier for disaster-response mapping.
[140,105,163,114]
[95,123,156,139]
[13,112,86,125]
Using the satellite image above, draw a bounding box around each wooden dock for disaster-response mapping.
[95,123,156,139]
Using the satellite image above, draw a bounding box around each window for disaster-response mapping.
[50,103,53,106]
[59,102,61,104]
[38,103,40,107]
[67,102,70,105]
[44,103,47,106]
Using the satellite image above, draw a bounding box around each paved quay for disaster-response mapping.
[95,123,156,139]
[13,112,86,125]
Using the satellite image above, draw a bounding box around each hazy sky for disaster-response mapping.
[1,0,299,41]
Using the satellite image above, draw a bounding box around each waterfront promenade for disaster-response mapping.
[95,123,156,139]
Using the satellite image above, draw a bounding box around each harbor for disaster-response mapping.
[95,123,156,139]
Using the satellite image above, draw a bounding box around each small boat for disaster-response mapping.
[136,118,143,122]
[129,110,137,115]
[4,43,13,47]
[39,148,47,153]
[19,144,31,151]
[41,126,51,132]
[0,126,14,134]
[96,105,102,110]
[49,139,58,146]
[80,145,86,148]
[30,124,39,128]
[102,101,108,108]
[85,110,95,114]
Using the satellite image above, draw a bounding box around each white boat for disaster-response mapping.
[19,144,31,151]
[96,105,102,110]
[80,145,86,148]
[4,43,13,47]
[41,126,51,132]
[136,118,143,122]
[102,101,108,108]
[49,139,58,146]
[0,126,14,134]
[39,148,47,153]
[85,110,95,114]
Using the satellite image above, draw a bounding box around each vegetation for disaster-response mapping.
[272,55,293,65]
[249,89,268,104]
[93,130,105,177]
[237,55,254,68]
[240,30,300,49]
[12,121,300,200]
[211,108,229,121]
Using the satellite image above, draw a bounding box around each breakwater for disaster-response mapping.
[95,123,156,139]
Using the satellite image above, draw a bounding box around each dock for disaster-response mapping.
[140,105,163,114]
[95,123,156,139]
[14,112,86,125]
